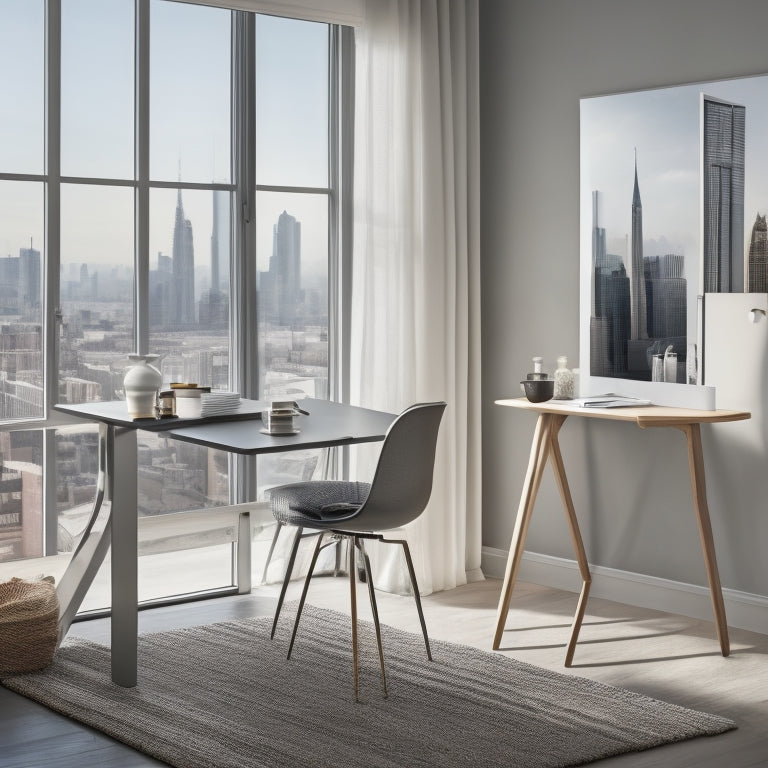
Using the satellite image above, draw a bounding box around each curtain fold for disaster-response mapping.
[350,0,482,594]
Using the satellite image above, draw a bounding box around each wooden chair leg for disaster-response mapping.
[357,539,388,698]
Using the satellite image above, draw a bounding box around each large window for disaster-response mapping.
[0,0,350,606]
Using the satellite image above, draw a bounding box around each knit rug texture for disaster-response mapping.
[2,604,734,768]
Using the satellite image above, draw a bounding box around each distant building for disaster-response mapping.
[747,213,768,292]
[645,254,686,339]
[150,252,173,328]
[259,210,302,327]
[19,244,41,312]
[630,154,648,341]
[172,190,196,326]
[590,191,630,377]
[199,191,229,329]
[702,96,745,292]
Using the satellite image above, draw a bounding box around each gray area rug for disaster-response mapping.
[2,604,734,768]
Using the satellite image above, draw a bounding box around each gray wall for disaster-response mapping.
[480,0,768,598]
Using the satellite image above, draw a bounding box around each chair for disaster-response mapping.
[266,401,446,701]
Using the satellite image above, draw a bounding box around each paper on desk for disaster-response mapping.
[571,394,652,408]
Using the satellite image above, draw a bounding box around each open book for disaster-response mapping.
[569,394,652,408]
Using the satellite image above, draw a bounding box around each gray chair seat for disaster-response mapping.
[268,481,371,526]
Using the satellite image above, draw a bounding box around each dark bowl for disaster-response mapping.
[520,379,554,403]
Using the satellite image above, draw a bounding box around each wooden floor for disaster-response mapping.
[1,577,767,767]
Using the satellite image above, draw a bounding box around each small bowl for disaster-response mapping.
[520,379,554,403]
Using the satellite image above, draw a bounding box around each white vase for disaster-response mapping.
[123,354,162,419]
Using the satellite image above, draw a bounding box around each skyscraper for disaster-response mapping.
[19,243,41,312]
[747,212,768,292]
[172,190,195,326]
[630,154,648,341]
[210,190,229,294]
[590,190,630,378]
[259,210,301,327]
[645,254,686,339]
[199,190,229,328]
[591,190,606,317]
[702,96,745,293]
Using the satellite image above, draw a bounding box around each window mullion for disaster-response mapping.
[232,10,257,503]
[43,0,62,556]
[135,0,150,354]
[45,0,61,418]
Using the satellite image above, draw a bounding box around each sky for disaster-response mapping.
[581,73,768,351]
[0,0,329,285]
[582,74,768,272]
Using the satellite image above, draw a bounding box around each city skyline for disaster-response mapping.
[590,161,689,383]
[582,72,768,388]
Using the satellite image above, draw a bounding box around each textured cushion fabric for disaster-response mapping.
[267,481,371,527]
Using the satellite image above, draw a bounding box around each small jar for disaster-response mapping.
[155,390,176,419]
[553,356,574,400]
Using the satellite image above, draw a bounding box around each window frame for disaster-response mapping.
[0,0,353,563]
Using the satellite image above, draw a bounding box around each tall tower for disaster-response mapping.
[172,189,195,326]
[19,239,41,311]
[210,190,229,294]
[747,212,768,292]
[702,96,745,293]
[270,210,301,326]
[630,152,648,340]
[591,190,606,316]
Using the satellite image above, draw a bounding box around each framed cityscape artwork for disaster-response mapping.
[579,73,768,409]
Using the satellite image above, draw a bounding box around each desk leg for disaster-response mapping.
[492,414,553,650]
[56,423,112,645]
[549,416,592,666]
[681,423,730,657]
[110,426,139,687]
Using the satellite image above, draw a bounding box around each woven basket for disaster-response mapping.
[0,577,59,677]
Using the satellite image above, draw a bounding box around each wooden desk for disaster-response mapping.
[492,397,750,665]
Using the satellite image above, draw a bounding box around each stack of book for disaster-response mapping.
[199,392,242,417]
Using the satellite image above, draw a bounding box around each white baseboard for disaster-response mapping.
[481,546,768,636]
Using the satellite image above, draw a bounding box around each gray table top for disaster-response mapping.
[168,398,397,454]
[54,398,397,454]
[55,398,266,432]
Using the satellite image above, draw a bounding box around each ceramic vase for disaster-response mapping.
[123,354,162,419]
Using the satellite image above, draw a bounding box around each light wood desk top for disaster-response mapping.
[495,397,750,428]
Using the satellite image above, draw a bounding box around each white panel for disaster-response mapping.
[168,0,364,26]
[704,292,768,411]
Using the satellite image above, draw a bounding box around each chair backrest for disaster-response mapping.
[343,401,446,532]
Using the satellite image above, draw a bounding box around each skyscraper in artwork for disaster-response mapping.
[630,153,648,341]
[702,96,745,293]
[590,190,630,378]
[172,189,195,326]
[747,212,768,292]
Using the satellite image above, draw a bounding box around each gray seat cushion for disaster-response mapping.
[267,480,371,527]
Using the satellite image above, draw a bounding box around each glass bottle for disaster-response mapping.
[553,356,574,400]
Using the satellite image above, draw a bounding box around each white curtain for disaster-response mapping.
[350,0,482,594]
